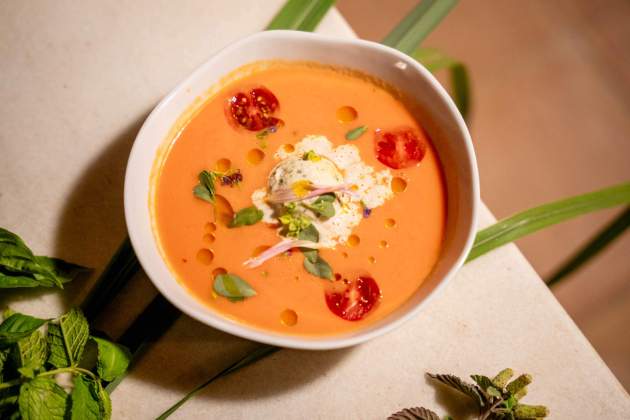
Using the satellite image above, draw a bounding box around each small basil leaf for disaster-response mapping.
[297,224,319,243]
[303,251,333,280]
[345,125,368,140]
[193,170,216,204]
[305,194,336,219]
[214,274,257,301]
[300,248,319,264]
[229,206,263,228]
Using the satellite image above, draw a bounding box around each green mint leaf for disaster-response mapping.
[70,375,111,420]
[256,129,269,140]
[18,377,68,420]
[228,206,263,228]
[193,170,216,204]
[302,251,333,280]
[0,313,48,346]
[14,330,47,371]
[345,125,368,140]
[17,366,36,378]
[297,224,319,243]
[213,274,257,301]
[47,308,89,368]
[388,407,440,420]
[427,373,486,408]
[91,337,131,382]
[0,348,9,381]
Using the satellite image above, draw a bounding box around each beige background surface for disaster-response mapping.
[1,1,628,418]
[338,0,630,390]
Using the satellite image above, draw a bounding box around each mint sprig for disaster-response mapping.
[389,368,549,420]
[0,308,130,420]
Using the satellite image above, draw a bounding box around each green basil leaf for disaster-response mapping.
[33,257,89,285]
[0,272,41,289]
[193,170,216,204]
[0,313,48,346]
[302,250,333,280]
[18,377,68,420]
[345,125,368,140]
[14,330,47,371]
[305,194,336,219]
[91,337,131,382]
[301,248,318,264]
[70,375,111,420]
[47,308,89,368]
[297,224,319,243]
[213,274,256,301]
[228,206,263,228]
[0,228,86,290]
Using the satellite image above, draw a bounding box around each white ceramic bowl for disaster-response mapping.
[124,30,479,350]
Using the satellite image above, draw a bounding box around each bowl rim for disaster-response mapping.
[124,30,479,350]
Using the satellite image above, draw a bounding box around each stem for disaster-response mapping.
[478,399,503,420]
[0,378,22,390]
[37,366,98,381]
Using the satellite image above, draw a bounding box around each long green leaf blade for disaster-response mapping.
[156,345,279,420]
[467,183,630,262]
[382,0,459,55]
[546,206,630,287]
[413,48,471,120]
[266,0,336,31]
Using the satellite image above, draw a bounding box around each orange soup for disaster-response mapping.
[154,61,446,336]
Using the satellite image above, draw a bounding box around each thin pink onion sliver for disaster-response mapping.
[267,183,353,204]
[243,239,321,268]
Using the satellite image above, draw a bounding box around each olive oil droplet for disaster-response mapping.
[282,144,295,153]
[391,177,408,193]
[212,267,227,278]
[247,148,265,165]
[336,106,358,123]
[379,240,389,248]
[203,233,215,244]
[280,309,298,326]
[216,158,231,172]
[385,218,396,228]
[196,249,214,265]
[347,235,360,247]
[205,222,217,232]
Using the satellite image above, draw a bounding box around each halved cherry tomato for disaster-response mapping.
[325,276,381,321]
[227,87,281,131]
[374,127,426,169]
